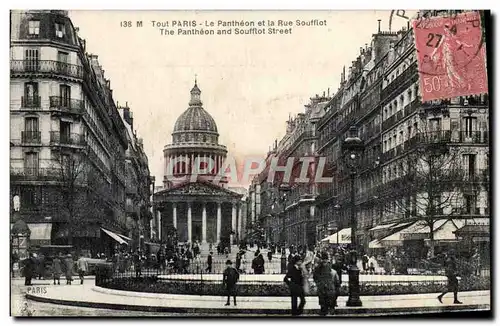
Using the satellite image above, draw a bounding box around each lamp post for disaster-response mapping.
[271,183,291,248]
[342,126,364,307]
[334,204,341,246]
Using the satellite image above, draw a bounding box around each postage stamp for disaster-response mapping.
[412,11,488,102]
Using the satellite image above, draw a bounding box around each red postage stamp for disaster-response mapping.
[412,11,488,102]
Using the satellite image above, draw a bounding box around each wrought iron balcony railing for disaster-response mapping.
[49,96,85,114]
[49,131,87,146]
[10,60,84,79]
[20,96,41,109]
[10,167,63,181]
[21,131,41,144]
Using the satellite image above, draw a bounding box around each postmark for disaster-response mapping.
[412,11,488,101]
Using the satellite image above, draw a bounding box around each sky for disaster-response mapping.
[69,10,415,187]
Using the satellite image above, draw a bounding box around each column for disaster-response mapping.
[191,153,194,174]
[216,202,222,242]
[202,202,207,243]
[231,202,237,245]
[187,202,192,244]
[157,209,162,240]
[238,204,243,240]
[172,203,177,229]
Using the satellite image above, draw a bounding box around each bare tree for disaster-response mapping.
[380,126,467,256]
[51,147,105,246]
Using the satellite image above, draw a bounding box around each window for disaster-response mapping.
[60,121,71,143]
[28,20,40,35]
[24,49,39,71]
[399,131,404,143]
[463,117,477,137]
[24,152,39,175]
[23,82,39,107]
[21,186,40,207]
[24,117,39,132]
[463,154,476,179]
[55,22,65,38]
[59,84,71,107]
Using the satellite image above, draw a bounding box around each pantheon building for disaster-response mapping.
[153,81,243,246]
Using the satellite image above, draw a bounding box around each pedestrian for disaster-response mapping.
[235,252,242,272]
[313,252,339,316]
[206,251,213,273]
[252,253,265,274]
[23,253,35,286]
[437,253,462,304]
[362,254,369,272]
[64,254,74,285]
[11,251,19,278]
[368,255,376,274]
[52,254,62,285]
[332,253,344,307]
[222,259,240,306]
[36,254,45,280]
[77,254,89,284]
[284,256,306,316]
[267,250,273,262]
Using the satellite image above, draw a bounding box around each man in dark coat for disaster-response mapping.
[52,255,62,285]
[267,250,273,262]
[313,252,339,316]
[284,256,306,316]
[23,253,35,286]
[331,252,344,307]
[222,260,240,306]
[206,251,213,273]
[437,253,462,304]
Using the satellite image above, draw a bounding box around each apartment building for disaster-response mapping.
[10,10,131,256]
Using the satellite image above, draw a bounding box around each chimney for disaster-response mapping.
[377,19,381,33]
[327,88,330,97]
[323,91,326,97]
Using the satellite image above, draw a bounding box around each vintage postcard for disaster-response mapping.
[10,9,491,317]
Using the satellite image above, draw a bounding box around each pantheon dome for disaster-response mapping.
[163,80,228,188]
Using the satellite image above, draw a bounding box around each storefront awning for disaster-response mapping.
[28,223,52,240]
[118,234,132,241]
[101,228,127,245]
[322,228,351,244]
[369,223,395,231]
[381,219,459,245]
[369,239,384,248]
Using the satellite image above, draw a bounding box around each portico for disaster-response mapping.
[154,181,242,244]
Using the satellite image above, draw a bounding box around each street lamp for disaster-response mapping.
[334,204,341,245]
[342,126,364,307]
[271,183,291,247]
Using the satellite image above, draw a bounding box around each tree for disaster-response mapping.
[380,122,467,257]
[51,147,105,247]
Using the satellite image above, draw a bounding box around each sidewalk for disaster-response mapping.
[23,281,490,316]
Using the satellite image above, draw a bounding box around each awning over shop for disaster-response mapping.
[322,228,351,244]
[369,223,396,231]
[381,219,460,245]
[454,224,490,241]
[118,234,132,241]
[369,239,384,248]
[101,228,127,245]
[28,223,52,241]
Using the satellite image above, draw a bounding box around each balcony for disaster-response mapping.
[382,114,397,131]
[20,96,41,110]
[49,131,87,147]
[21,131,41,145]
[10,167,63,182]
[458,131,488,144]
[10,60,83,79]
[49,96,85,114]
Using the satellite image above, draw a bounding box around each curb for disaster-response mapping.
[25,293,490,316]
